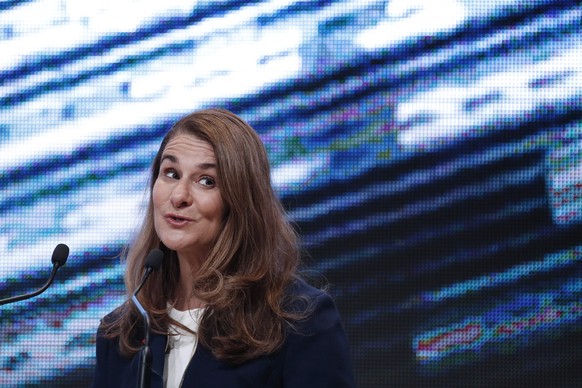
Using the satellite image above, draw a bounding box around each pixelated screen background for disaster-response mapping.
[1,0,581,386]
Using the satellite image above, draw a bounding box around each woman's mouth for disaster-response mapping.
[166,214,192,224]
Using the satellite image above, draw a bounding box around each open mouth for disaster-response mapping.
[167,214,190,222]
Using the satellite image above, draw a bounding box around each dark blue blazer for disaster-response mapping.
[92,281,356,387]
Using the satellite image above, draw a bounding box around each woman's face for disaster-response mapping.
[152,134,225,264]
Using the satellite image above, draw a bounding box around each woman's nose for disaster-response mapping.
[170,181,193,208]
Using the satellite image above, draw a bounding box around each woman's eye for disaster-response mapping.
[163,169,179,179]
[198,176,216,187]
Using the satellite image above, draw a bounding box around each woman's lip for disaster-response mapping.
[165,213,193,222]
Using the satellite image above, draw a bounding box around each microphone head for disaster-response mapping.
[145,249,164,271]
[51,243,69,268]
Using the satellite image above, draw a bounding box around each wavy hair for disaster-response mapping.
[101,108,306,363]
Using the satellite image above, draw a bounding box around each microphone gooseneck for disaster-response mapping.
[0,244,70,307]
[132,248,164,388]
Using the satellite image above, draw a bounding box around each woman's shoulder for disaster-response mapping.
[286,277,343,334]
[288,277,325,298]
[96,303,127,337]
[102,303,126,321]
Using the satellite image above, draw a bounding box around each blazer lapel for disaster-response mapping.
[148,333,168,388]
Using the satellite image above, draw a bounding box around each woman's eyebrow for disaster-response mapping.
[197,163,217,170]
[161,154,216,170]
[161,154,177,163]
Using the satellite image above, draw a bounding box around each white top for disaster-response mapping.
[163,307,204,388]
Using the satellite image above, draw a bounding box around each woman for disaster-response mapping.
[93,109,355,387]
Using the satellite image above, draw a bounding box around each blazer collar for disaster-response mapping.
[128,332,168,388]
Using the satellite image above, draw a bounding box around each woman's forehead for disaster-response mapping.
[163,134,215,158]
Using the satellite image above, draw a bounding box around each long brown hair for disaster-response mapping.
[101,109,306,363]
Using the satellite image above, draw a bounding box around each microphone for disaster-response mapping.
[132,248,164,388]
[0,244,69,307]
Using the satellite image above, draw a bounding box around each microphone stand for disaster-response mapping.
[133,273,153,388]
[131,249,163,388]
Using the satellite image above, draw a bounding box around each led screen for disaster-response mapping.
[1,0,581,386]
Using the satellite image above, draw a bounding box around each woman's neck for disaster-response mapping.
[173,254,205,311]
